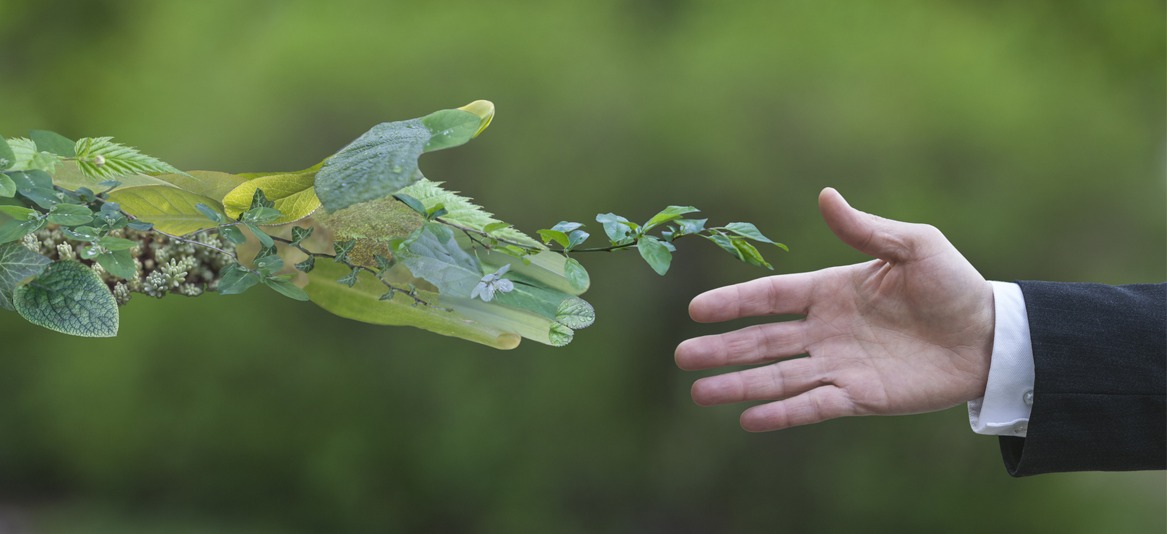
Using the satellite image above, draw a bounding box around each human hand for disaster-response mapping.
[675,188,995,431]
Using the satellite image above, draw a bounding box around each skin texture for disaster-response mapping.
[675,188,995,431]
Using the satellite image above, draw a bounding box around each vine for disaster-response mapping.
[0,101,784,348]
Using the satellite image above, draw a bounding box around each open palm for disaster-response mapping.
[675,188,995,431]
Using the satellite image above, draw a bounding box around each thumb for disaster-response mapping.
[818,187,935,263]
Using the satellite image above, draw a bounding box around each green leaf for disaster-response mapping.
[731,237,774,270]
[221,171,320,224]
[63,226,100,242]
[723,222,780,245]
[217,264,260,295]
[0,218,44,245]
[46,204,94,227]
[0,140,14,171]
[333,239,356,264]
[295,255,316,273]
[8,170,58,208]
[395,179,543,248]
[155,170,248,201]
[195,203,225,223]
[566,230,589,250]
[246,223,274,249]
[29,130,76,157]
[637,235,672,275]
[74,137,181,180]
[676,218,707,236]
[537,229,570,248]
[14,260,118,337]
[315,101,495,213]
[483,222,511,234]
[107,186,224,236]
[397,223,482,297]
[0,242,51,311]
[290,226,313,246]
[393,193,428,216]
[95,249,138,279]
[97,236,137,251]
[243,206,282,224]
[0,174,15,198]
[0,205,37,220]
[704,231,744,261]
[263,275,309,301]
[220,225,246,245]
[126,220,153,232]
[337,267,360,287]
[303,258,520,350]
[644,206,699,231]
[596,213,636,244]
[563,258,589,292]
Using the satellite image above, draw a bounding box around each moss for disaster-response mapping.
[316,196,425,268]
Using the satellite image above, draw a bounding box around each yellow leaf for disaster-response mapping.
[156,170,249,201]
[107,186,224,236]
[222,171,321,224]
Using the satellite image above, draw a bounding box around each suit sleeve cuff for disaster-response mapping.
[968,281,1035,437]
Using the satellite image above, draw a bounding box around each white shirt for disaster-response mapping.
[967,281,1035,437]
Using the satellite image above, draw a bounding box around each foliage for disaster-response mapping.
[0,102,783,347]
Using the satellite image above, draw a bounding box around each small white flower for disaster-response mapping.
[471,263,514,302]
[93,155,106,166]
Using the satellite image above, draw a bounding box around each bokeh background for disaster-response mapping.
[1,1,1164,532]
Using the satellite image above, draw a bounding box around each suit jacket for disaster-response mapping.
[999,281,1166,476]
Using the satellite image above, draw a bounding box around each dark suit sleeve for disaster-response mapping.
[998,282,1166,476]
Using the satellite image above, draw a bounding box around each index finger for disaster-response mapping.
[689,271,819,323]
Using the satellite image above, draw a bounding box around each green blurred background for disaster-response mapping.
[1,0,1163,532]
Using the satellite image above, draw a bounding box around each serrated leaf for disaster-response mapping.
[555,297,595,330]
[29,130,76,157]
[637,235,672,275]
[483,222,510,234]
[315,102,494,213]
[14,260,118,337]
[396,179,542,248]
[0,242,51,311]
[107,186,224,236]
[0,139,14,170]
[221,170,320,224]
[644,206,699,231]
[74,137,181,180]
[263,275,309,301]
[95,249,138,279]
[0,174,14,198]
[46,204,93,226]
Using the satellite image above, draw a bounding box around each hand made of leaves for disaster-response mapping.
[0,101,783,348]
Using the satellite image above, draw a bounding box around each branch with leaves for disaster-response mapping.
[0,101,785,348]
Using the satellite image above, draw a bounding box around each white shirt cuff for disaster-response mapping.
[968,281,1035,437]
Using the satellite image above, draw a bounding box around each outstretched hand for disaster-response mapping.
[675,188,995,431]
